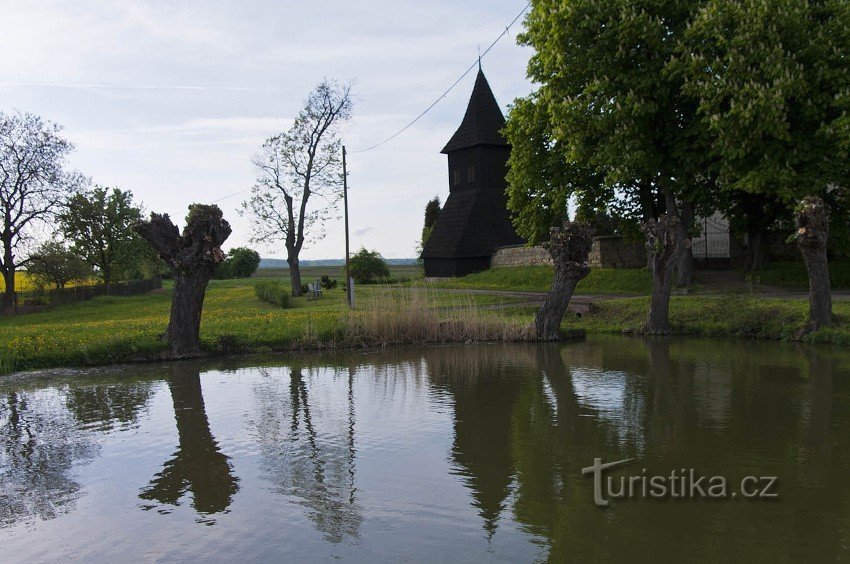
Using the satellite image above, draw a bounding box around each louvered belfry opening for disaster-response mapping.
[421,70,523,278]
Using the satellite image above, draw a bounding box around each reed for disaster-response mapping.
[341,287,536,347]
[0,348,17,375]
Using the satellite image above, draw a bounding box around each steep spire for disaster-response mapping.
[441,69,509,154]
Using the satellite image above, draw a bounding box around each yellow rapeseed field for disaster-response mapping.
[0,271,38,292]
[0,271,97,292]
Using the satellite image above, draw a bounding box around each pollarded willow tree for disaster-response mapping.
[679,0,850,332]
[517,0,716,334]
[504,94,599,339]
[134,204,231,358]
[0,111,76,306]
[243,79,352,296]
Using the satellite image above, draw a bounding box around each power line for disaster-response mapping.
[350,1,531,154]
[212,188,250,204]
[209,1,532,204]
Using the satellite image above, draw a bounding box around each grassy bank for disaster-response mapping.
[3,273,849,375]
[0,279,531,373]
[423,265,652,294]
[751,261,850,290]
[546,295,850,345]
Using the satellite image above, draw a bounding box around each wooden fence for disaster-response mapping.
[2,277,163,316]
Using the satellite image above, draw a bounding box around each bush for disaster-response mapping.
[26,241,92,290]
[215,247,261,279]
[320,275,338,290]
[349,248,390,284]
[254,280,291,308]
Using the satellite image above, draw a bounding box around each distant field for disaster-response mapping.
[254,264,423,283]
[1,271,98,293]
[0,271,37,292]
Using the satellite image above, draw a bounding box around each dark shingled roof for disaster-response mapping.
[441,70,509,154]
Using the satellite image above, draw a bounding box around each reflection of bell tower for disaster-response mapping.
[425,348,522,538]
[139,363,238,519]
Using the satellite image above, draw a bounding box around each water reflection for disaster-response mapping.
[1,338,849,561]
[0,390,97,527]
[250,365,361,543]
[139,363,238,522]
[65,382,153,432]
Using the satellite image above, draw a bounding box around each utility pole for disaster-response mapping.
[342,145,352,308]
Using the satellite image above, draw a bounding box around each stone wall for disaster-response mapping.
[589,236,646,269]
[490,245,552,267]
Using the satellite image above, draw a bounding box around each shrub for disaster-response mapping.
[349,248,390,284]
[26,241,92,290]
[254,280,291,308]
[215,247,261,279]
[320,275,338,289]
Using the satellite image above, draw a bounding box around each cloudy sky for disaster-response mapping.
[0,1,534,259]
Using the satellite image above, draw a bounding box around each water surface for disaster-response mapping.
[1,337,849,561]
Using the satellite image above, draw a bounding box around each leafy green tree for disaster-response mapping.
[214,247,261,279]
[0,111,76,306]
[59,186,144,288]
[679,0,850,330]
[348,248,390,284]
[514,0,714,333]
[26,241,92,290]
[421,196,441,247]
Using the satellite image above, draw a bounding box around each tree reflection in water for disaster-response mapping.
[0,389,98,527]
[139,362,238,523]
[251,365,361,544]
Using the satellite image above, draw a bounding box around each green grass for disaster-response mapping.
[3,270,849,375]
[554,295,850,345]
[749,261,850,290]
[422,265,652,294]
[0,279,528,373]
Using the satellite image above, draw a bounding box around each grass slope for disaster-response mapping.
[0,279,527,372]
[424,266,652,294]
[751,261,850,290]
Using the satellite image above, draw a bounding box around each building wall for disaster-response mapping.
[588,236,646,269]
[491,238,646,269]
[491,245,552,267]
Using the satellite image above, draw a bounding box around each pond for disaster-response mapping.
[1,337,849,561]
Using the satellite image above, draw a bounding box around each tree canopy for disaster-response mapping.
[26,241,92,290]
[59,186,145,286]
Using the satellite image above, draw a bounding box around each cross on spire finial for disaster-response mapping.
[477,44,482,70]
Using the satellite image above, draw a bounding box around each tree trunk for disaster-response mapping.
[288,251,302,297]
[534,222,593,341]
[134,206,231,358]
[743,229,767,272]
[675,201,695,286]
[167,270,212,357]
[2,237,15,307]
[2,268,14,308]
[793,197,832,332]
[643,213,686,335]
